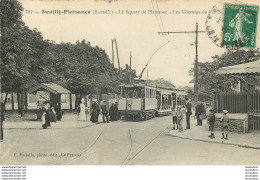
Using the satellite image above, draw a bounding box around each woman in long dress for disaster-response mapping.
[78,98,86,121]
[90,102,97,123]
[42,101,51,129]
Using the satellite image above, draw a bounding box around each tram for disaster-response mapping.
[118,82,187,120]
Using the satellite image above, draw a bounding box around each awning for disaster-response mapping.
[216,60,260,75]
[28,83,71,94]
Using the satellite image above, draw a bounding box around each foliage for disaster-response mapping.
[121,64,137,83]
[1,0,37,92]
[189,49,260,101]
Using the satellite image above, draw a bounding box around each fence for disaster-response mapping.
[215,93,260,113]
[215,92,260,131]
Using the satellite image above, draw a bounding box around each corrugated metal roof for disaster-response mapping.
[216,60,260,75]
[28,83,71,94]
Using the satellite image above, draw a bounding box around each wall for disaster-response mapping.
[214,113,248,133]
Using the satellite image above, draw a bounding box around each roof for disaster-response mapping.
[216,60,260,75]
[148,79,176,90]
[28,83,71,94]
[176,90,188,96]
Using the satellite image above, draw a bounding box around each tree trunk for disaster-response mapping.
[11,92,14,111]
[21,91,24,117]
[24,92,28,113]
[3,93,8,111]
[69,93,72,112]
[90,94,92,112]
[17,92,21,115]
[1,102,4,140]
[75,94,78,110]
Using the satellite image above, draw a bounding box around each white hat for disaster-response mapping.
[81,98,85,103]
[223,110,228,114]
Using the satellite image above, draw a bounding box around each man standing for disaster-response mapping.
[185,99,192,130]
[195,101,204,126]
[101,101,109,123]
[109,103,115,121]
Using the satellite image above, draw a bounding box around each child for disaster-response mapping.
[172,107,178,130]
[207,108,215,139]
[221,110,230,140]
[176,106,183,132]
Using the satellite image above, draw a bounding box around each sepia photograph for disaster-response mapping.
[1,0,260,169]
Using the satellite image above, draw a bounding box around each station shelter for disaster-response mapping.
[28,83,71,119]
[216,60,260,132]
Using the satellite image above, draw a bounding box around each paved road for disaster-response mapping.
[1,116,260,165]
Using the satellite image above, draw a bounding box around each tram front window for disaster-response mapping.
[122,87,145,98]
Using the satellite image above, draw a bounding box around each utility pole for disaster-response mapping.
[158,22,205,104]
[112,39,114,67]
[130,51,132,83]
[114,38,121,77]
[195,22,198,103]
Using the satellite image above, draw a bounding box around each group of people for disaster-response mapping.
[172,99,230,140]
[90,100,119,123]
[172,99,192,132]
[206,108,230,140]
[42,101,62,129]
[77,98,119,123]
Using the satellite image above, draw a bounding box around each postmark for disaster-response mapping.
[205,3,225,48]
[221,4,259,48]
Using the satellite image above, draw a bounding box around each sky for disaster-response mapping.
[20,0,260,87]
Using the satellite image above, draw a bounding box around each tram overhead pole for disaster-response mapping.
[158,22,205,104]
[112,39,114,67]
[114,38,121,77]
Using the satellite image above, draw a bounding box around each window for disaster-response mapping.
[29,94,36,103]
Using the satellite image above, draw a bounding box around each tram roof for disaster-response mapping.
[119,82,186,93]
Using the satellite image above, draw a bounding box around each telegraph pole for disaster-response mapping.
[158,22,205,104]
[195,22,198,103]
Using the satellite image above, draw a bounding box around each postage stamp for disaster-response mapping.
[221,3,259,48]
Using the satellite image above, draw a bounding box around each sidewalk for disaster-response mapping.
[3,112,102,129]
[169,115,260,149]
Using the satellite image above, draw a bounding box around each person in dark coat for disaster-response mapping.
[42,101,51,129]
[185,99,192,130]
[54,103,62,121]
[109,103,115,121]
[90,102,98,123]
[96,102,100,123]
[195,102,204,126]
[101,101,109,123]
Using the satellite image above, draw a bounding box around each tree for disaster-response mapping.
[121,64,137,83]
[1,0,44,116]
[189,49,260,102]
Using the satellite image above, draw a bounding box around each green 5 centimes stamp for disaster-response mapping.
[222,4,259,48]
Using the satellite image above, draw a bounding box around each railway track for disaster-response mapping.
[122,126,170,165]
[63,118,171,165]
[63,126,108,165]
